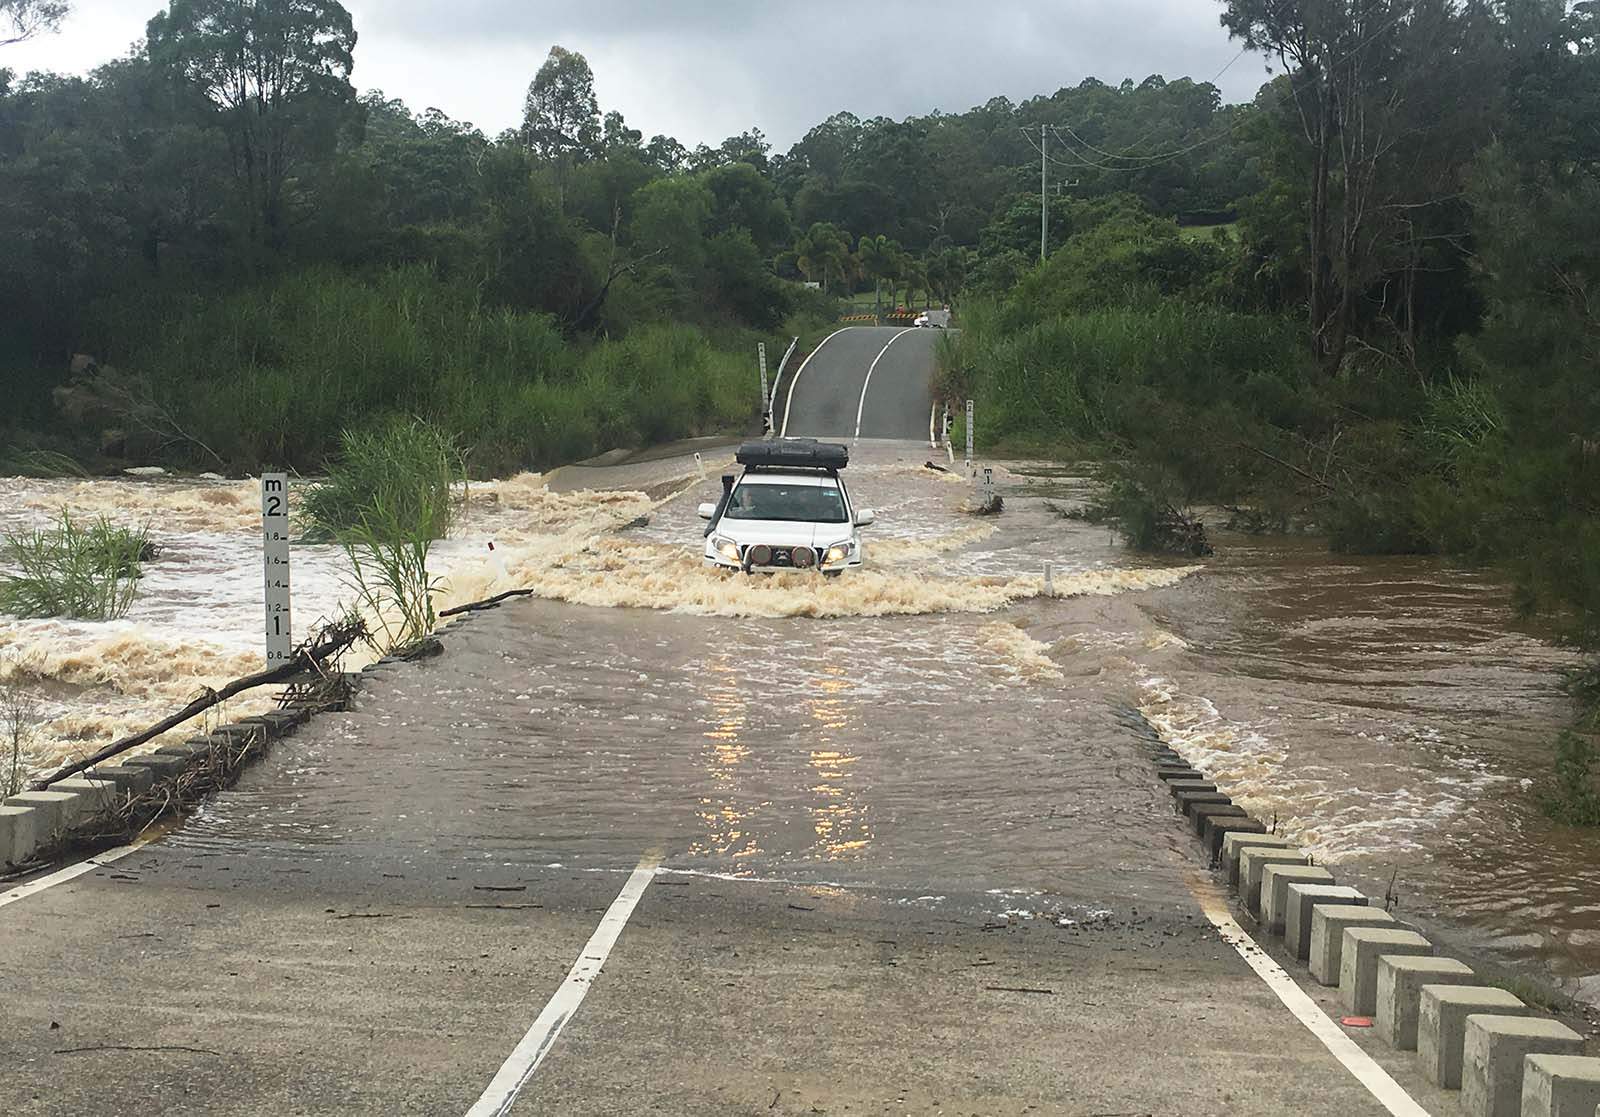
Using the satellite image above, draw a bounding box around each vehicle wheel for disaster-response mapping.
[823,570,843,578]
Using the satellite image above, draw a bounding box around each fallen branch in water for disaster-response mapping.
[30,621,364,791]
[439,588,536,617]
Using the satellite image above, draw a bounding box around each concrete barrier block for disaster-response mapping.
[1204,816,1265,857]
[1223,832,1296,886]
[1418,986,1529,1088]
[1309,905,1395,985]
[91,765,155,795]
[1190,803,1247,836]
[1175,791,1231,816]
[211,723,263,745]
[1339,928,1432,1014]
[256,710,301,735]
[1375,955,1474,1049]
[5,790,78,837]
[53,777,122,811]
[1461,1015,1584,1117]
[122,752,189,779]
[0,803,42,865]
[153,746,207,768]
[1521,1054,1600,1117]
[1166,779,1218,798]
[1284,884,1365,961]
[1260,864,1335,935]
[1239,848,1309,916]
[1155,768,1206,783]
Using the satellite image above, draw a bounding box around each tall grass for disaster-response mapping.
[340,515,441,657]
[0,448,90,478]
[946,299,1306,450]
[301,418,465,542]
[86,266,760,477]
[305,422,451,656]
[0,512,151,620]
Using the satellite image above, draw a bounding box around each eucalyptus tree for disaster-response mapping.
[1219,0,1500,372]
[0,0,66,47]
[146,0,357,256]
[521,45,600,207]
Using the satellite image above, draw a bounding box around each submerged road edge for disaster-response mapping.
[465,852,663,1117]
[1188,874,1433,1117]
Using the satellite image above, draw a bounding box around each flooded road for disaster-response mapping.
[4,442,1598,1004]
[1133,532,1600,988]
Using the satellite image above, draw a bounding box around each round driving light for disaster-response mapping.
[792,545,816,569]
[749,544,772,566]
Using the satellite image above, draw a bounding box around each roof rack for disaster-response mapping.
[735,439,849,471]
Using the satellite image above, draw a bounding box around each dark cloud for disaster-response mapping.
[9,0,1270,148]
[345,0,1267,147]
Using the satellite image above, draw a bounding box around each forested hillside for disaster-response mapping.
[0,0,1254,474]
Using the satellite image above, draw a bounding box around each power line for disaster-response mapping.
[1027,0,1424,177]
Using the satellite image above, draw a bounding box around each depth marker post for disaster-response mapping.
[758,343,771,435]
[261,473,292,666]
[965,399,975,473]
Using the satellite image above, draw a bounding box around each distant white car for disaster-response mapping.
[914,313,931,328]
[699,440,874,575]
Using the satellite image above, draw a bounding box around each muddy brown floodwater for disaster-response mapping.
[5,441,1598,1005]
[1135,531,1600,991]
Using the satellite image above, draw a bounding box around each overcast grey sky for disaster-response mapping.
[3,1,1270,149]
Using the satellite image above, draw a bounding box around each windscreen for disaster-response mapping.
[724,482,848,524]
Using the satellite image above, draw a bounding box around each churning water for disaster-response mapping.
[3,442,1597,998]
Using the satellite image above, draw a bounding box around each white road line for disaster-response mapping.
[466,854,661,1117]
[780,327,857,438]
[852,328,917,442]
[1190,879,1432,1117]
[0,834,156,912]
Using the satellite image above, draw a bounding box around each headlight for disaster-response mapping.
[824,542,853,564]
[711,535,740,564]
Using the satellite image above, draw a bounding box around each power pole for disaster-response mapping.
[1040,123,1048,262]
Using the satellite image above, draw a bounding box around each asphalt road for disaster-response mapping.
[782,326,939,441]
[0,448,1469,1115]
[0,599,1457,1116]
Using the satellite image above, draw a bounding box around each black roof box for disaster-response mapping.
[736,439,849,470]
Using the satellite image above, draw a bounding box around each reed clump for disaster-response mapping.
[0,512,152,620]
[305,421,455,657]
[300,417,465,543]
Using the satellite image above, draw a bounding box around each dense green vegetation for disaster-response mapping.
[5,1,1599,803]
[940,0,1600,812]
[0,0,1259,476]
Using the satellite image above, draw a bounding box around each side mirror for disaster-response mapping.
[855,509,876,527]
[697,502,717,520]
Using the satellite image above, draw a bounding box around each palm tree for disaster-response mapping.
[855,234,899,321]
[794,223,852,292]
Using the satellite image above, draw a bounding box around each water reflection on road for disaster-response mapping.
[10,442,1600,999]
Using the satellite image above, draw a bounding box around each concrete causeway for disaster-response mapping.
[0,601,1505,1116]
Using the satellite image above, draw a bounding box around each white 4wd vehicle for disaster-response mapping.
[700,440,875,575]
